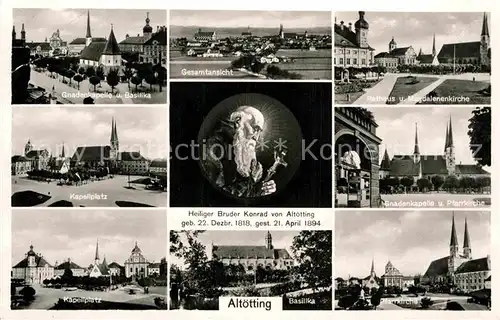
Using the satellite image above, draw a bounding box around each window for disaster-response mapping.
[339,58,343,65]
[353,58,357,64]
[347,58,350,64]
[362,59,366,65]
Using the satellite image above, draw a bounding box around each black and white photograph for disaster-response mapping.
[11,107,167,207]
[170,10,332,80]
[335,106,491,208]
[335,210,491,311]
[169,82,332,207]
[334,11,491,105]
[12,8,167,104]
[170,230,332,310]
[11,210,167,310]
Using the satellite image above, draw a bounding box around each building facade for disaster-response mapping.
[12,245,55,284]
[379,118,490,186]
[88,240,111,278]
[209,231,294,272]
[437,13,490,67]
[149,159,167,174]
[334,11,376,80]
[381,261,415,289]
[54,258,86,277]
[118,12,154,53]
[423,214,491,293]
[124,242,149,278]
[361,259,380,290]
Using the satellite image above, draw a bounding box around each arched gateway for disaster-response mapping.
[335,107,382,208]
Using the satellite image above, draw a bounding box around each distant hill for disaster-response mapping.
[170,25,332,39]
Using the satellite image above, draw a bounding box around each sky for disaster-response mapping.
[335,210,490,279]
[13,9,167,42]
[334,12,489,55]
[12,210,167,268]
[366,107,489,170]
[170,230,299,270]
[12,107,168,160]
[170,10,331,28]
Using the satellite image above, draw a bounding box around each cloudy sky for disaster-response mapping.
[12,210,167,268]
[12,107,167,160]
[335,210,490,279]
[366,107,490,170]
[170,10,331,28]
[170,230,299,269]
[13,9,166,42]
[334,12,489,55]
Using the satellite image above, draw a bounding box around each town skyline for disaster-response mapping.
[368,107,489,170]
[335,210,490,279]
[12,8,166,42]
[334,11,490,56]
[170,230,299,270]
[170,10,331,28]
[12,210,167,268]
[12,107,168,160]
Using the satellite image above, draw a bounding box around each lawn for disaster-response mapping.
[417,79,491,104]
[334,79,381,104]
[386,76,438,104]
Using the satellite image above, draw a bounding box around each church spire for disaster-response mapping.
[21,23,26,41]
[463,217,471,258]
[450,213,459,248]
[370,258,375,276]
[102,25,121,55]
[481,12,489,37]
[444,121,449,151]
[380,147,391,170]
[413,123,420,155]
[432,33,436,56]
[86,10,91,38]
[448,116,454,147]
[61,142,65,158]
[95,239,100,262]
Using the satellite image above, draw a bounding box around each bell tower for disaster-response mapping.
[265,231,273,249]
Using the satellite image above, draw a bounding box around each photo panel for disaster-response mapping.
[334,106,491,209]
[334,11,491,105]
[169,10,332,80]
[11,209,168,310]
[170,230,332,311]
[169,82,332,207]
[11,106,168,208]
[12,8,167,105]
[335,210,491,311]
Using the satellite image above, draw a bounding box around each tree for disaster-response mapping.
[144,71,157,92]
[291,231,331,291]
[85,66,95,78]
[73,74,83,89]
[370,287,383,310]
[431,175,444,191]
[89,76,100,92]
[468,107,491,167]
[96,66,105,81]
[123,68,134,88]
[420,296,434,309]
[19,286,36,301]
[400,176,414,192]
[443,175,459,192]
[337,294,357,310]
[47,64,57,78]
[106,69,120,94]
[417,178,431,192]
[131,76,142,91]
[78,67,86,76]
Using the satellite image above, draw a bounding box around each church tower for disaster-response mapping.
[448,213,460,276]
[110,117,119,160]
[355,11,369,48]
[444,116,456,175]
[143,12,153,38]
[480,12,490,66]
[370,258,376,277]
[389,36,397,52]
[101,25,121,67]
[94,239,100,266]
[265,231,273,249]
[379,147,391,179]
[413,123,420,164]
[463,217,472,259]
[12,25,16,41]
[85,10,92,47]
[24,139,33,156]
[21,23,26,41]
[432,33,436,57]
[279,24,284,38]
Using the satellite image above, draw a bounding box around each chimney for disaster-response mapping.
[340,21,344,30]
[348,22,353,31]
